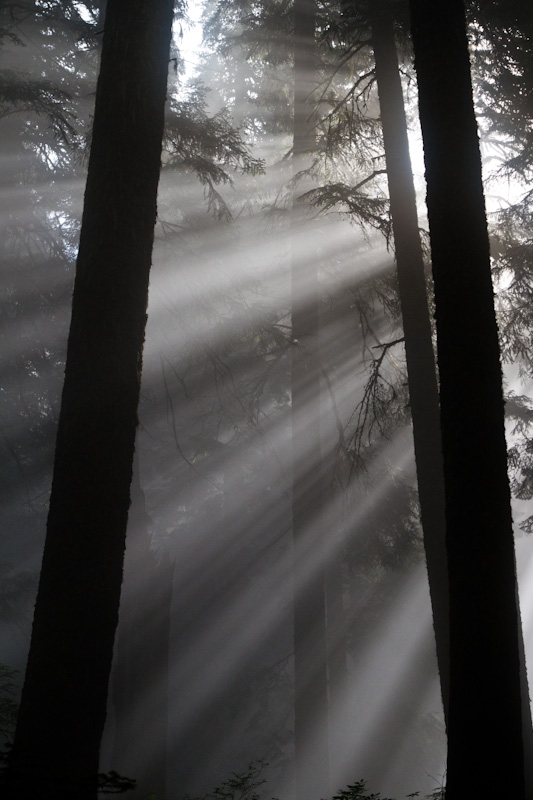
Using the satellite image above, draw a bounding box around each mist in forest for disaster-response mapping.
[1,2,533,800]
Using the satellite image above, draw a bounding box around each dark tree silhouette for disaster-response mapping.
[409,0,528,797]
[2,0,175,797]
[291,0,330,798]
[369,0,449,720]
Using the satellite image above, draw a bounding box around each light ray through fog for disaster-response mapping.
[135,301,448,794]
[145,225,394,371]
[105,172,451,796]
[2,127,449,798]
[5,6,533,799]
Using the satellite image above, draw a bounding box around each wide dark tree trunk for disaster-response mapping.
[291,0,330,798]
[409,1,528,798]
[369,0,449,721]
[3,0,174,797]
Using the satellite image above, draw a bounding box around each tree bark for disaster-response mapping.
[3,0,174,797]
[369,0,449,722]
[291,0,330,797]
[409,1,528,797]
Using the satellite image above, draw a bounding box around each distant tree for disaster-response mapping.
[469,0,533,186]
[367,0,449,719]
[2,0,175,797]
[471,0,533,547]
[409,0,528,798]
[290,2,330,799]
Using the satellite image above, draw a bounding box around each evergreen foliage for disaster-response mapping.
[180,764,446,800]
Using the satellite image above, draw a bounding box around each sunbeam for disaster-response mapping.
[2,3,533,800]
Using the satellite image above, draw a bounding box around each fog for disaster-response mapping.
[1,3,532,800]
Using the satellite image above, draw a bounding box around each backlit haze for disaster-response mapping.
[1,3,532,800]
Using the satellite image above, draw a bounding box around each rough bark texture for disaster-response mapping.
[3,0,174,796]
[291,0,330,797]
[369,0,449,721]
[409,1,527,797]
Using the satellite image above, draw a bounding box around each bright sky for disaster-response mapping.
[176,0,205,82]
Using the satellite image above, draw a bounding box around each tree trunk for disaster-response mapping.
[3,0,174,796]
[291,1,330,798]
[369,0,449,722]
[409,1,528,797]
[325,549,348,781]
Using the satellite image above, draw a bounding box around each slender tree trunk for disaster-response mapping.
[3,1,174,797]
[291,1,330,797]
[409,1,528,797]
[325,549,348,779]
[369,0,449,722]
